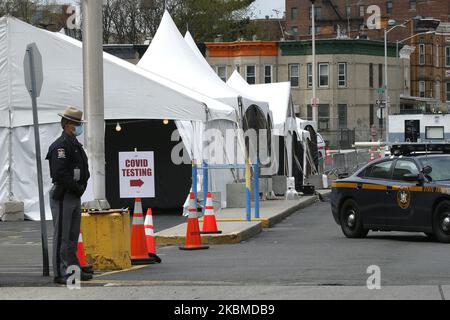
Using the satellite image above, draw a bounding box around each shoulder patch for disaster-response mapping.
[57,148,66,159]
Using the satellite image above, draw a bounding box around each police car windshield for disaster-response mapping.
[420,156,450,181]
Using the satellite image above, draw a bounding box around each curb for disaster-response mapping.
[155,191,330,246]
[155,221,262,246]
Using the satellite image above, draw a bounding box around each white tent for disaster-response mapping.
[138,12,278,208]
[226,70,297,177]
[137,11,271,122]
[0,17,238,220]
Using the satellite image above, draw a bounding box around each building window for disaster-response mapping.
[410,0,416,10]
[435,80,441,101]
[338,104,348,129]
[378,64,383,88]
[359,5,365,17]
[291,26,299,36]
[309,26,321,35]
[291,7,298,20]
[447,82,450,101]
[307,63,313,88]
[288,64,299,87]
[369,63,374,88]
[436,45,440,67]
[446,47,450,67]
[246,65,256,84]
[338,63,347,88]
[370,104,374,126]
[235,65,240,73]
[419,81,426,98]
[318,63,329,88]
[346,6,351,17]
[216,66,227,82]
[419,44,425,65]
[426,126,444,140]
[264,65,273,84]
[319,104,330,130]
[386,1,393,14]
[307,105,313,120]
[309,6,321,19]
[430,44,433,65]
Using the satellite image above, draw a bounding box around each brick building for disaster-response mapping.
[206,39,410,147]
[285,0,449,41]
[285,0,450,108]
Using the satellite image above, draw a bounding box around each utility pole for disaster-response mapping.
[82,0,110,210]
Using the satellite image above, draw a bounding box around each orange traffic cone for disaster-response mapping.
[179,192,209,251]
[144,208,162,263]
[370,148,375,161]
[131,198,155,265]
[325,148,332,166]
[77,231,93,274]
[201,192,222,234]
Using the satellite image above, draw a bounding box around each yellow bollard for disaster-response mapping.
[81,210,132,270]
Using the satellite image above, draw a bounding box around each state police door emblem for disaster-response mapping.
[396,188,411,210]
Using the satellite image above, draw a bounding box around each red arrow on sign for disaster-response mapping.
[130,179,144,187]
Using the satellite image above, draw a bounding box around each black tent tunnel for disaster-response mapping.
[304,125,319,173]
[105,119,191,215]
[292,131,305,188]
[242,105,272,169]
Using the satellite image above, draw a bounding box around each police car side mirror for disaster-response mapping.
[403,173,422,182]
[421,166,432,175]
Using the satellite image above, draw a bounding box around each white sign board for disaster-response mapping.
[119,151,155,199]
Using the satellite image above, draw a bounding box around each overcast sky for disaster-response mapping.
[251,0,285,18]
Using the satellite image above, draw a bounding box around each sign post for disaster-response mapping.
[24,43,49,277]
[119,151,155,199]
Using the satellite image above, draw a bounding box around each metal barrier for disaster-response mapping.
[192,160,260,222]
[324,149,375,176]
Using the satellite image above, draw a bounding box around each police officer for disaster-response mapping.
[46,106,92,284]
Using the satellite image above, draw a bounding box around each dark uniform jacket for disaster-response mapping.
[46,132,90,200]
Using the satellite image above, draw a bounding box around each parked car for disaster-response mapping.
[331,143,450,243]
[317,133,326,159]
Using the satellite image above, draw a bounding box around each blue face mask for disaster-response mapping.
[74,124,83,136]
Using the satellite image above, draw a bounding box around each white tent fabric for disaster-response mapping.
[0,128,8,203]
[0,17,239,220]
[227,70,294,136]
[138,11,271,118]
[226,71,296,176]
[0,16,237,127]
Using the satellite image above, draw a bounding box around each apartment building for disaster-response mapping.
[206,39,410,147]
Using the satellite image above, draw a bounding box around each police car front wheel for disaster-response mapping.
[433,200,450,243]
[340,199,369,239]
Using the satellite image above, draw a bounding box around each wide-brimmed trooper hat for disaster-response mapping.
[58,106,86,123]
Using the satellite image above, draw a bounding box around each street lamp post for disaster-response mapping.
[384,23,407,143]
[311,0,318,130]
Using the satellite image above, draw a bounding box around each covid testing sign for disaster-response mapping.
[119,151,155,199]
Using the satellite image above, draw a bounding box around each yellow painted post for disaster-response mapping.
[81,210,132,270]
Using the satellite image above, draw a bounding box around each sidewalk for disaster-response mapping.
[156,190,331,246]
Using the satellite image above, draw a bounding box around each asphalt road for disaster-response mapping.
[1,198,450,299]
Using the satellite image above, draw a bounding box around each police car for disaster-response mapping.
[331,143,450,243]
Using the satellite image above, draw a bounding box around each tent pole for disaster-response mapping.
[7,110,13,201]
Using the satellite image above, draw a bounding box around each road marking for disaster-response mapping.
[94,265,149,278]
[82,280,242,286]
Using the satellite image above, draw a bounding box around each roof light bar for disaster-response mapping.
[390,143,450,156]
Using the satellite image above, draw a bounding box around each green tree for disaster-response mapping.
[172,0,256,42]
